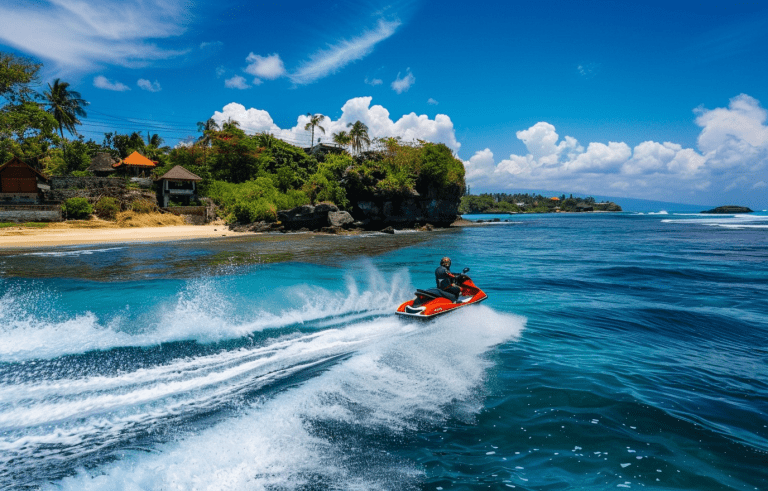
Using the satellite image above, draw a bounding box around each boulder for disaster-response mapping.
[278,203,340,230]
[328,210,354,228]
[380,226,395,234]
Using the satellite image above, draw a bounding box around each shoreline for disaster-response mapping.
[0,225,251,249]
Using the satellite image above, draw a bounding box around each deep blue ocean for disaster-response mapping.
[1,211,767,490]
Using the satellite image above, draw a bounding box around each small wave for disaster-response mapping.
[648,210,669,215]
[18,247,127,258]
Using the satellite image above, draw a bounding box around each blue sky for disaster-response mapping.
[2,0,768,207]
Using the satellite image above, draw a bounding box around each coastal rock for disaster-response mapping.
[701,206,754,214]
[328,210,354,228]
[351,197,459,228]
[380,226,395,234]
[277,203,340,230]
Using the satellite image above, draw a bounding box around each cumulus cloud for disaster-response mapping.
[244,53,286,83]
[93,75,130,91]
[291,19,400,85]
[224,75,249,90]
[0,0,189,72]
[137,78,161,92]
[211,96,461,151]
[391,69,415,94]
[463,94,768,205]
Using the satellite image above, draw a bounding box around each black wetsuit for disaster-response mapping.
[435,265,461,300]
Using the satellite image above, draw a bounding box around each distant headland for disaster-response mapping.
[459,193,621,214]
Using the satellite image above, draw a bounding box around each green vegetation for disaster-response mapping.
[94,197,120,220]
[2,52,467,225]
[62,197,93,219]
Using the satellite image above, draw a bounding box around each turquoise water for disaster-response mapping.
[1,212,767,490]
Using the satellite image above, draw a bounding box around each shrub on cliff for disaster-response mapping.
[94,196,119,220]
[207,178,310,223]
[62,197,93,219]
[344,139,465,202]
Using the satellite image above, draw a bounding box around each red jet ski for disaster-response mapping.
[396,268,488,319]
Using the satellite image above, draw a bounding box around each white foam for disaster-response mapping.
[35,307,524,490]
[0,266,414,362]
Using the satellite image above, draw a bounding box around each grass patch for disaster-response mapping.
[0,222,51,228]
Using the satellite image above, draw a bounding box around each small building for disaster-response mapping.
[87,152,118,177]
[0,157,49,204]
[156,165,202,207]
[302,142,345,159]
[550,196,560,201]
[112,151,156,177]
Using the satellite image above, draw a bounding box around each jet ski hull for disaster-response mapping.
[396,277,488,319]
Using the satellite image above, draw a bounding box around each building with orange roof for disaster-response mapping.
[112,151,156,176]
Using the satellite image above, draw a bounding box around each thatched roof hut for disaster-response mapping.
[87,152,117,176]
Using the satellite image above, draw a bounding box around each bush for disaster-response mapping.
[130,199,157,214]
[94,196,120,220]
[62,197,93,219]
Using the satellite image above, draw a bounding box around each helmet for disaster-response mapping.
[440,257,451,267]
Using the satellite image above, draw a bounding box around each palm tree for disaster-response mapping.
[196,118,220,147]
[347,121,370,155]
[332,130,351,151]
[43,78,88,137]
[304,113,326,147]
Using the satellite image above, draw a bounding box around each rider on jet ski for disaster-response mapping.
[435,257,461,301]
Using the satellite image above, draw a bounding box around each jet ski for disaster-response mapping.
[396,268,488,319]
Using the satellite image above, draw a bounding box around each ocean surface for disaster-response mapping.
[1,211,767,490]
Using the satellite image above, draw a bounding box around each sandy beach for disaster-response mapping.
[0,225,250,248]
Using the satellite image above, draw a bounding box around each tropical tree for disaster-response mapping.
[332,130,351,151]
[196,118,220,147]
[304,113,326,147]
[43,78,88,137]
[1,51,41,103]
[347,120,370,155]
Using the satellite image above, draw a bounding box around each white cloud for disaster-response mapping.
[365,77,383,86]
[211,96,461,152]
[695,93,768,170]
[290,19,400,85]
[224,75,249,90]
[244,53,286,83]
[427,98,439,105]
[200,41,222,49]
[391,69,415,94]
[215,66,226,78]
[0,0,190,72]
[463,94,768,206]
[93,75,130,91]
[137,78,161,92]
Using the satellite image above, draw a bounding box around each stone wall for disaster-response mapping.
[50,176,126,190]
[0,205,62,222]
[45,177,127,202]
